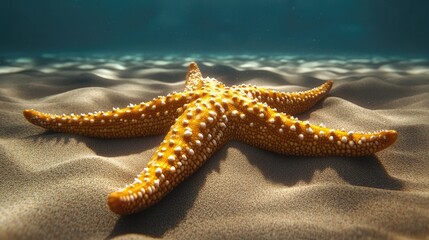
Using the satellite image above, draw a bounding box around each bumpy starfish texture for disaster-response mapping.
[23,62,397,215]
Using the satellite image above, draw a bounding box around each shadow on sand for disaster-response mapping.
[27,129,402,238]
[105,141,402,238]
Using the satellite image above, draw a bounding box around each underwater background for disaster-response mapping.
[1,0,429,57]
[1,1,429,239]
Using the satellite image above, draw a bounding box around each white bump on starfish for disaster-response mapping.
[155,168,162,176]
[184,130,192,137]
[175,146,182,153]
[168,155,175,164]
[188,148,195,155]
[198,133,204,140]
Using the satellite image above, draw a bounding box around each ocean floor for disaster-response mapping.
[0,54,428,239]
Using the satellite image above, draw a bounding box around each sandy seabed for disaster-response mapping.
[0,54,428,239]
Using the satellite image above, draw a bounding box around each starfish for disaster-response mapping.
[23,62,397,215]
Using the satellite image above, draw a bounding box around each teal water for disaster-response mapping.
[1,0,428,57]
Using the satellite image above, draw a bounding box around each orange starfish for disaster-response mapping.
[23,62,397,214]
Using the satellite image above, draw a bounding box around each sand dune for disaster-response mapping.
[0,54,428,239]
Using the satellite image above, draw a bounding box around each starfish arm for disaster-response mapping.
[107,100,230,214]
[185,62,204,91]
[232,80,333,115]
[23,92,199,138]
[232,101,397,157]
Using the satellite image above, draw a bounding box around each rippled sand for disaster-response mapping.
[0,54,428,239]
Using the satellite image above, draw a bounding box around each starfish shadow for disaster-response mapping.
[27,131,402,239]
[25,131,162,157]
[26,131,219,238]
[232,141,403,190]
[108,144,228,238]
[107,141,402,239]
[26,131,224,238]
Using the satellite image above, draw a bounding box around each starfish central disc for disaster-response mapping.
[23,62,398,215]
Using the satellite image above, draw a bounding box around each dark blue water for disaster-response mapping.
[1,0,429,57]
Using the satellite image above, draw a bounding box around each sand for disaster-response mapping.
[0,54,428,239]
